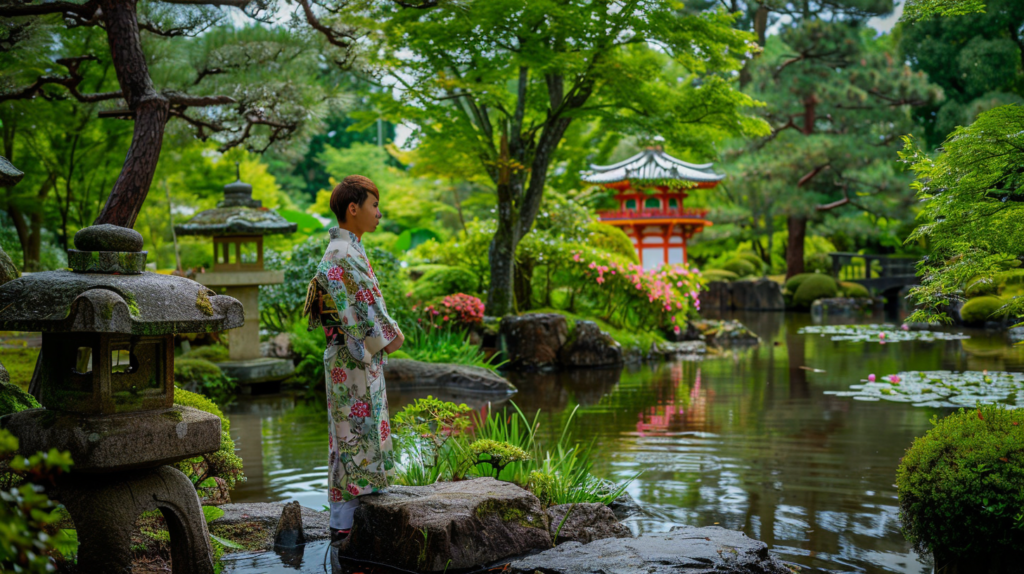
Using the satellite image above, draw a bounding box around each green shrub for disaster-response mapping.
[701,268,738,282]
[410,266,479,301]
[784,272,818,294]
[586,223,638,262]
[0,382,39,417]
[173,358,236,405]
[736,251,766,273]
[965,276,1000,298]
[839,281,871,298]
[720,258,757,277]
[896,405,1024,562]
[960,296,1006,324]
[173,388,244,493]
[180,344,229,363]
[388,350,412,359]
[804,252,833,274]
[792,274,838,308]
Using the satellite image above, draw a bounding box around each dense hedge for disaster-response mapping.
[897,405,1024,562]
[410,265,479,301]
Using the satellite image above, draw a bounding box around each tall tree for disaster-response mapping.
[1,1,340,229]
[898,0,1024,147]
[730,12,941,278]
[320,0,768,316]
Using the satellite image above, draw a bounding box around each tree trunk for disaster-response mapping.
[514,257,533,312]
[487,180,519,317]
[786,215,806,278]
[92,0,169,229]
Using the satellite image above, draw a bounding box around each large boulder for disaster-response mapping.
[558,321,623,368]
[700,281,731,311]
[341,477,552,571]
[731,279,784,311]
[509,526,792,574]
[547,503,631,545]
[501,313,569,371]
[384,358,516,394]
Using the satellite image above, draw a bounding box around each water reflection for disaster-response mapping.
[223,311,1024,574]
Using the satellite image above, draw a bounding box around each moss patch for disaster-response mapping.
[209,522,270,552]
[0,347,40,391]
[196,289,215,316]
[0,381,40,417]
[528,307,665,352]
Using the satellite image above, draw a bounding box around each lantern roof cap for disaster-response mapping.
[0,271,244,335]
[582,148,724,185]
[173,167,297,237]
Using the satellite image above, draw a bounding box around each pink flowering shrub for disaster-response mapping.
[412,293,485,327]
[562,248,705,331]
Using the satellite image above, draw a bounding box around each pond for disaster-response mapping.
[221,311,1024,574]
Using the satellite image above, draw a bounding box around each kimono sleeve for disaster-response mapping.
[314,247,399,362]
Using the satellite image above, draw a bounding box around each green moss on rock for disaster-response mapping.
[196,289,215,316]
[0,381,40,416]
[961,296,1006,324]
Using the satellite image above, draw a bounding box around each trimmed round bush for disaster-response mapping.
[784,272,818,294]
[702,268,739,282]
[965,275,999,298]
[720,258,757,277]
[839,281,870,298]
[960,296,1006,324]
[897,405,1024,562]
[792,274,838,308]
[736,251,766,273]
[587,223,639,262]
[410,265,479,301]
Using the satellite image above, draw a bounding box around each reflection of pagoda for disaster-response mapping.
[636,367,713,435]
[582,146,723,270]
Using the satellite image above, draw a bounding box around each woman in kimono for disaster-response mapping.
[303,175,404,543]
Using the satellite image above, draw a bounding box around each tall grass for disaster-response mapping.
[393,400,638,506]
[402,322,503,371]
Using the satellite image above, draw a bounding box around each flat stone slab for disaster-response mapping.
[342,477,551,571]
[218,357,295,385]
[508,526,792,574]
[383,358,516,394]
[212,502,330,544]
[0,406,221,472]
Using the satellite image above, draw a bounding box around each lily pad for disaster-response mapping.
[824,370,1024,408]
[798,324,970,343]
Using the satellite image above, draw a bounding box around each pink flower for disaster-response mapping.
[673,325,681,334]
[677,281,683,287]
[596,277,605,284]
[588,262,596,269]
[573,253,581,262]
[868,374,876,382]
[901,323,909,331]
[350,401,371,418]
[330,367,347,385]
[889,375,901,384]
[327,266,345,281]
[878,332,886,339]
[443,315,449,321]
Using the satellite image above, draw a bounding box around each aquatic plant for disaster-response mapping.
[798,324,969,343]
[897,404,1024,563]
[825,370,1024,408]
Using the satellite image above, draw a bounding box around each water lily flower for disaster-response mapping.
[889,375,901,384]
[901,323,909,331]
[878,332,886,339]
[868,374,876,382]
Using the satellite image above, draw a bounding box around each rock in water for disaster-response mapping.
[558,321,623,368]
[509,526,792,574]
[500,313,568,370]
[731,279,785,311]
[383,358,516,394]
[273,501,306,547]
[0,245,18,286]
[342,477,551,571]
[547,503,631,545]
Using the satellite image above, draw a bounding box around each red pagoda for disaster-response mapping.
[583,147,723,270]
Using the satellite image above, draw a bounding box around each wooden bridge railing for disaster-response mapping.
[829,252,918,284]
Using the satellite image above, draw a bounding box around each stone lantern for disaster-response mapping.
[174,170,297,387]
[0,224,244,574]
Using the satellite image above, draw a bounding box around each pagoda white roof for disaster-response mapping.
[581,148,724,184]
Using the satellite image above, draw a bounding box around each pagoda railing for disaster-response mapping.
[598,207,709,221]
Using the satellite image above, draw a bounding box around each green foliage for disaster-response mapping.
[701,269,739,282]
[180,345,229,363]
[965,276,1000,298]
[172,388,244,494]
[173,358,236,405]
[392,396,474,486]
[719,258,757,277]
[585,223,638,263]
[0,429,74,573]
[262,236,329,332]
[0,382,40,418]
[469,439,530,479]
[838,281,871,299]
[792,274,839,308]
[902,0,987,22]
[784,273,818,294]
[410,266,479,302]
[902,105,1024,324]
[960,296,1008,324]
[896,405,1024,561]
[402,322,500,372]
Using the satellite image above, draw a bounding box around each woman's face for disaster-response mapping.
[349,194,381,234]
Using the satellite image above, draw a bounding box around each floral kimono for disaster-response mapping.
[304,227,400,502]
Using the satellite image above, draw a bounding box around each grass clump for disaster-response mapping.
[896,404,1024,563]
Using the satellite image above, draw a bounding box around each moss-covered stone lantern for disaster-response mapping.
[175,171,297,387]
[0,224,244,574]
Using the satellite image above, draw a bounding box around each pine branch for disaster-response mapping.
[391,0,438,8]
[294,0,357,50]
[0,55,121,103]
[0,0,95,17]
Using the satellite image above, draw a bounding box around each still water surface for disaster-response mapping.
[223,311,1024,574]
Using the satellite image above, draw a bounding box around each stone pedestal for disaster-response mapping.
[58,465,215,574]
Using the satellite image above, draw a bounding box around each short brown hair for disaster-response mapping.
[329,175,380,223]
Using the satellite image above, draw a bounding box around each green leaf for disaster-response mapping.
[202,505,225,524]
[210,533,244,549]
[279,209,325,235]
[52,529,79,558]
